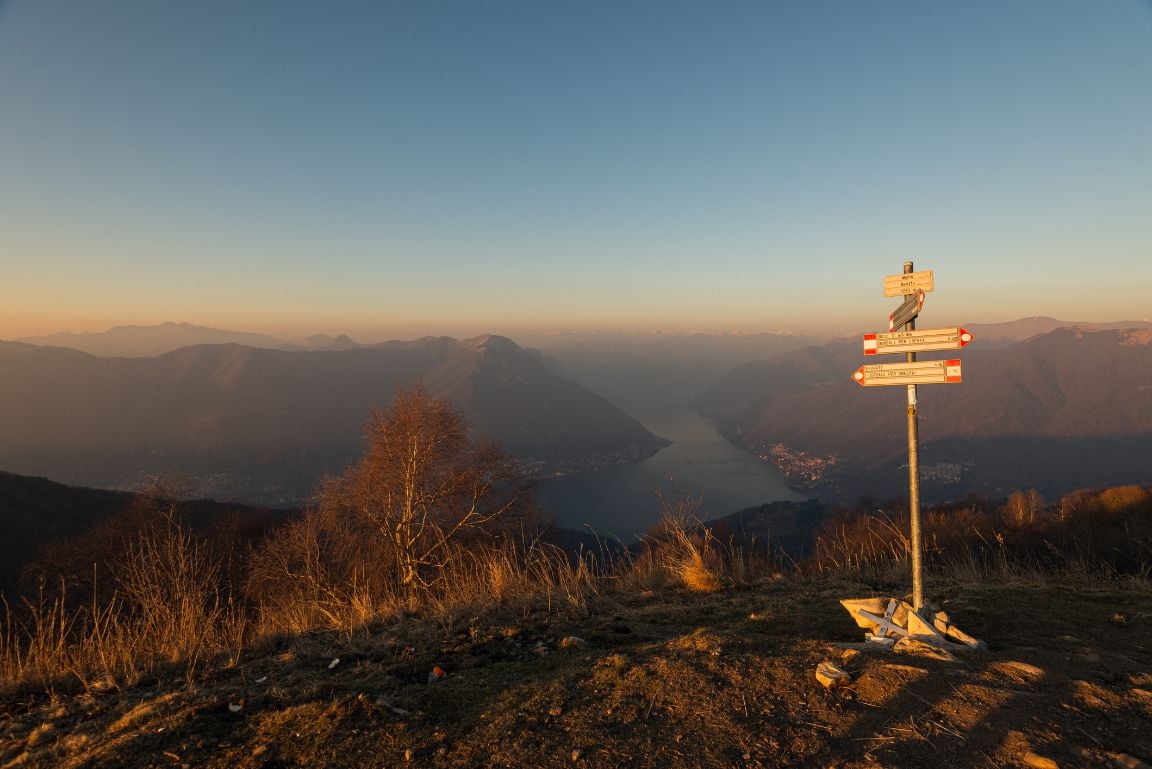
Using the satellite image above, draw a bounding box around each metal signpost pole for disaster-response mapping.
[902,261,924,614]
[858,266,965,617]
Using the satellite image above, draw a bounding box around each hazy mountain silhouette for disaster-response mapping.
[537,331,821,415]
[17,322,292,357]
[695,325,1152,501]
[302,333,361,351]
[0,335,664,504]
[964,316,1152,348]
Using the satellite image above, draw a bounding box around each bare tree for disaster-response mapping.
[1003,488,1045,527]
[315,384,534,594]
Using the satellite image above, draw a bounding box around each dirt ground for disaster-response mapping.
[2,576,1150,769]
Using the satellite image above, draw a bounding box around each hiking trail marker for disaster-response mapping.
[852,263,972,614]
[852,359,963,386]
[863,327,973,356]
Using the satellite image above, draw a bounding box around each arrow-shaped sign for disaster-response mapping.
[852,359,962,387]
[864,327,974,356]
[888,289,925,331]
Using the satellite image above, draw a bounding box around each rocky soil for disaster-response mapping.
[2,578,1150,769]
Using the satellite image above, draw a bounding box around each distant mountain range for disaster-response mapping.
[15,324,824,414]
[694,320,1152,502]
[536,331,821,415]
[0,335,665,504]
[16,322,367,357]
[17,322,291,357]
[963,316,1152,347]
[10,316,1151,507]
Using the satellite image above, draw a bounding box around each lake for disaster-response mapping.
[536,404,804,542]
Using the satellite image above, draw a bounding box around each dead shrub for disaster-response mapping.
[1092,485,1152,518]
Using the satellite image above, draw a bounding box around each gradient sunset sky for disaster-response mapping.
[2,1,1149,340]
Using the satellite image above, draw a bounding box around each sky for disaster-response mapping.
[1,1,1150,341]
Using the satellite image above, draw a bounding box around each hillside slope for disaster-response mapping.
[0,472,132,592]
[695,327,1152,500]
[0,336,664,504]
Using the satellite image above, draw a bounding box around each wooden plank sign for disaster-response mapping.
[884,269,934,297]
[864,327,973,355]
[852,359,962,386]
[888,289,925,331]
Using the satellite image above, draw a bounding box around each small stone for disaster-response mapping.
[571,748,585,761]
[815,661,851,689]
[548,706,563,717]
[1109,612,1129,627]
[559,636,587,649]
[1022,752,1059,769]
[252,745,267,757]
[328,657,340,669]
[405,748,414,762]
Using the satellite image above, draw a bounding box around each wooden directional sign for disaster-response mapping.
[864,327,974,356]
[884,270,934,297]
[852,359,962,387]
[888,289,925,331]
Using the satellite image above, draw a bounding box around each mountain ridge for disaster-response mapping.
[0,335,665,504]
[695,325,1152,501]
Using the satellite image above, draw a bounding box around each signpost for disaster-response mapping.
[853,262,970,615]
[863,327,973,356]
[852,359,962,386]
[883,269,934,297]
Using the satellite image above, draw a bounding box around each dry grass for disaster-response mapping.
[0,514,245,694]
[623,488,773,594]
[678,547,723,592]
[0,534,605,694]
[807,486,1152,588]
[4,481,1151,696]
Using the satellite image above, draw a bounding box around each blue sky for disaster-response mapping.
[1,1,1150,339]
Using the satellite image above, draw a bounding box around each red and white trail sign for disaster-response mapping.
[864,327,973,356]
[852,359,962,387]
